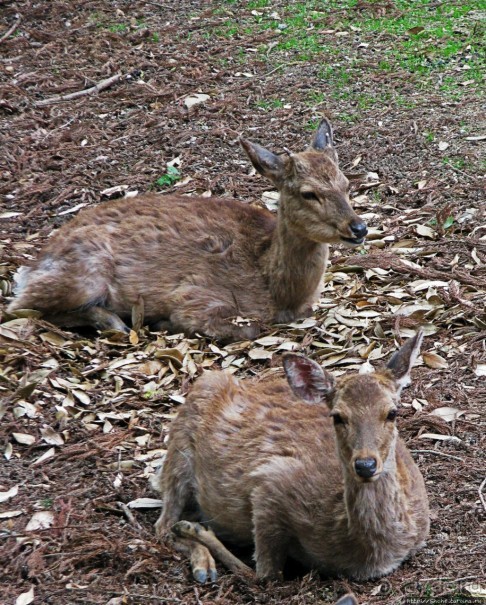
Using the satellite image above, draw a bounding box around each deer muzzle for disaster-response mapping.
[354,457,378,479]
[341,219,368,246]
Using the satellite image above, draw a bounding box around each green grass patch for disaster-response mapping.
[107,23,128,33]
[256,98,285,110]
[207,0,484,111]
[154,166,181,189]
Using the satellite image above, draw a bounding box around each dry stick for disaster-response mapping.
[446,161,477,181]
[33,73,123,107]
[0,14,22,43]
[68,589,181,602]
[172,521,254,578]
[146,1,172,7]
[479,477,486,513]
[117,501,143,531]
[411,449,463,462]
[261,60,303,79]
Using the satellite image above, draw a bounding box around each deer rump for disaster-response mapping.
[8,119,367,341]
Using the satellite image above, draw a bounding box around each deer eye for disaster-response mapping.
[332,413,345,426]
[386,409,397,422]
[301,191,319,202]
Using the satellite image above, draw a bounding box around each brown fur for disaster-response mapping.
[7,120,366,341]
[154,332,429,582]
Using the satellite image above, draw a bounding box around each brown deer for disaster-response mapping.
[153,331,429,583]
[7,119,367,342]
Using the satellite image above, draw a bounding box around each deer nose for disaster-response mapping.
[354,457,377,478]
[350,221,368,239]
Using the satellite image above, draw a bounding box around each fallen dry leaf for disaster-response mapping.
[15,587,34,605]
[40,426,64,446]
[422,351,448,369]
[31,447,56,466]
[12,433,36,445]
[248,348,273,360]
[0,510,24,519]
[184,93,210,109]
[464,584,486,598]
[415,224,437,239]
[473,364,486,377]
[0,485,18,503]
[430,407,465,422]
[127,498,164,509]
[25,510,55,531]
[419,433,461,443]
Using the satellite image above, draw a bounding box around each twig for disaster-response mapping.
[479,477,486,513]
[146,1,172,7]
[33,73,123,107]
[193,587,203,605]
[416,575,479,583]
[0,14,22,43]
[445,161,477,181]
[68,588,181,602]
[117,501,143,531]
[261,60,302,78]
[411,449,463,462]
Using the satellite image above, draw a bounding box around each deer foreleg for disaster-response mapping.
[168,533,218,583]
[172,521,254,580]
[43,306,129,332]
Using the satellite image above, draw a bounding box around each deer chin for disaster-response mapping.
[355,472,382,484]
[340,236,365,247]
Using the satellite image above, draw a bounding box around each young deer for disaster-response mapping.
[154,331,429,583]
[7,119,366,342]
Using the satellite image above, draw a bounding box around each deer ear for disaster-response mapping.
[240,138,286,185]
[283,354,335,404]
[335,595,359,605]
[311,118,334,150]
[386,330,424,393]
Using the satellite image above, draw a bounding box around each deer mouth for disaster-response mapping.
[340,236,365,246]
[356,472,382,483]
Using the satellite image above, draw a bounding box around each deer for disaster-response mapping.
[7,119,367,342]
[153,331,430,583]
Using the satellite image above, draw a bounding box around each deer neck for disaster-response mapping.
[264,206,328,315]
[343,444,406,542]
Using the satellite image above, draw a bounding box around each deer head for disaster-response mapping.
[240,118,367,246]
[283,331,424,482]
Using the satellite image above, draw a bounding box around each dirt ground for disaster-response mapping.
[0,1,484,604]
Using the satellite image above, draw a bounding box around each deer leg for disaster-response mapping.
[172,521,254,580]
[252,504,289,580]
[154,435,196,539]
[169,300,261,342]
[167,533,217,583]
[42,306,129,333]
[150,319,177,334]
